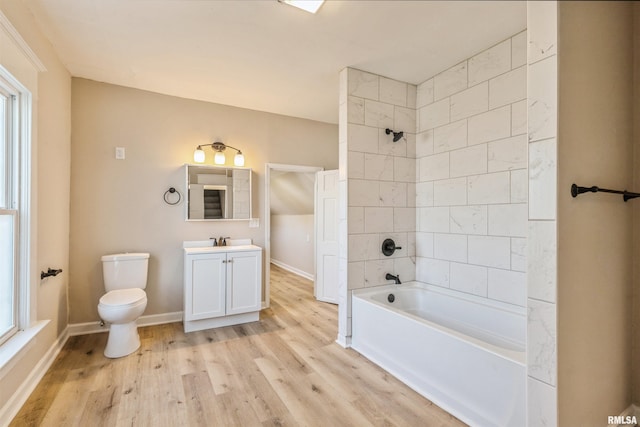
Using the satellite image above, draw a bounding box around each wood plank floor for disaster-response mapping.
[11,264,466,427]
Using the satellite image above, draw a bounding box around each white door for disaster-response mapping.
[315,170,339,304]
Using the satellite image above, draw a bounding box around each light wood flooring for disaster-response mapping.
[11,264,466,427]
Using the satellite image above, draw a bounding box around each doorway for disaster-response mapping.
[264,163,322,308]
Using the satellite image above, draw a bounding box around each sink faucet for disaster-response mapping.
[386,273,401,285]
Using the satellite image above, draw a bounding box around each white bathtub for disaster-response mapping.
[351,282,526,427]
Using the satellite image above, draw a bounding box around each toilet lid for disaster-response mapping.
[100,288,146,307]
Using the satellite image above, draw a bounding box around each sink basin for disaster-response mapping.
[183,239,260,254]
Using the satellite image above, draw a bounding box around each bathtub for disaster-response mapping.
[351,282,526,427]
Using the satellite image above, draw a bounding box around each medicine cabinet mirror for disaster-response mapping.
[185,164,252,221]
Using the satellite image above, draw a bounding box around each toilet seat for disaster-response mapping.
[99,288,146,307]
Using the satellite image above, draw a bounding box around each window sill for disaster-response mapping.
[0,320,49,380]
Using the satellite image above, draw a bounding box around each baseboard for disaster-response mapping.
[335,334,351,348]
[68,311,183,336]
[0,327,69,426]
[270,259,314,281]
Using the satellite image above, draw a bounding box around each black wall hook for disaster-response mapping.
[41,268,62,280]
[571,183,640,202]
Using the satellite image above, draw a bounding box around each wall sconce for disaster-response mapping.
[193,141,245,166]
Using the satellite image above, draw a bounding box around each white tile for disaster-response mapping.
[405,133,416,159]
[394,157,415,183]
[416,130,434,158]
[416,257,450,287]
[416,78,434,108]
[348,207,364,234]
[348,233,379,262]
[348,179,379,207]
[339,68,348,106]
[450,144,487,178]
[380,77,407,106]
[364,153,394,181]
[348,261,365,290]
[394,257,416,282]
[364,259,394,287]
[418,98,450,131]
[511,31,527,68]
[450,82,488,121]
[348,96,365,124]
[407,232,416,257]
[527,1,557,64]
[348,123,378,153]
[407,84,417,109]
[434,177,467,206]
[527,378,558,427]
[339,141,348,180]
[434,119,467,153]
[468,106,510,146]
[364,207,393,233]
[450,262,488,297]
[407,182,416,208]
[468,172,510,205]
[529,138,557,220]
[338,181,348,220]
[339,103,348,143]
[468,235,510,269]
[348,151,364,179]
[489,66,526,109]
[416,182,434,207]
[418,207,449,233]
[511,169,528,203]
[415,232,434,258]
[511,237,527,272]
[511,99,527,136]
[528,298,557,386]
[450,205,488,235]
[394,106,416,133]
[418,153,449,181]
[468,39,511,86]
[380,182,407,207]
[528,56,557,143]
[434,233,467,263]
[365,100,394,129]
[528,221,557,303]
[394,208,416,232]
[434,61,468,100]
[378,128,407,157]
[488,268,526,306]
[348,68,378,100]
[488,134,528,172]
[488,204,528,237]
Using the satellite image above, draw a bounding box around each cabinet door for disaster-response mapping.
[184,253,226,320]
[226,250,262,315]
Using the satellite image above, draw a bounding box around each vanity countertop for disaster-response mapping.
[184,244,261,255]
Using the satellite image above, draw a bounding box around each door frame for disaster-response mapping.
[264,163,323,308]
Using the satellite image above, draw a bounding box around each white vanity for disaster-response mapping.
[183,240,262,333]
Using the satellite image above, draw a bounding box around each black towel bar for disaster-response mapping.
[571,183,640,202]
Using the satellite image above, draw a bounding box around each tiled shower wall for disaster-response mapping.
[338,68,417,340]
[415,31,528,307]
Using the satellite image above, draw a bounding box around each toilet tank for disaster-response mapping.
[101,253,150,291]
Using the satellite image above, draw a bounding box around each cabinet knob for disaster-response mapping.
[222,260,227,263]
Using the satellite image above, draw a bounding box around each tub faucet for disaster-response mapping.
[386,273,401,285]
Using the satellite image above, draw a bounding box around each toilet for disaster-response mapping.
[97,252,149,358]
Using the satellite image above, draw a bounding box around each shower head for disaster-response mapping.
[385,128,404,142]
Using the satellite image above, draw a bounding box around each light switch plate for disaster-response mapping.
[115,147,125,160]
[249,218,259,228]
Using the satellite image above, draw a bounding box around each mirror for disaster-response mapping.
[185,164,252,220]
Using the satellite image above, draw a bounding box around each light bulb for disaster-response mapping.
[234,152,245,167]
[214,151,226,165]
[193,147,205,163]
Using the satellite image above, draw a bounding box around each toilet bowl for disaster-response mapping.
[98,288,147,358]
[99,252,150,358]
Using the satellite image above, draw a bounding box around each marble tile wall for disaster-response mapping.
[338,68,417,343]
[415,31,528,308]
[527,1,558,426]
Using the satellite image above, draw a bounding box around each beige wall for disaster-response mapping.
[0,0,71,418]
[633,2,640,405]
[69,79,337,323]
[558,2,635,424]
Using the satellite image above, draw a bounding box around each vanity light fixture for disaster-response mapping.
[193,141,245,167]
[278,0,325,14]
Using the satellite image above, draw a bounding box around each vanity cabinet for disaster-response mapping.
[183,245,262,333]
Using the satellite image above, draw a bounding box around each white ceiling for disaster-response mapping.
[26,0,526,124]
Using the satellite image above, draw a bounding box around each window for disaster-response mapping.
[0,71,23,346]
